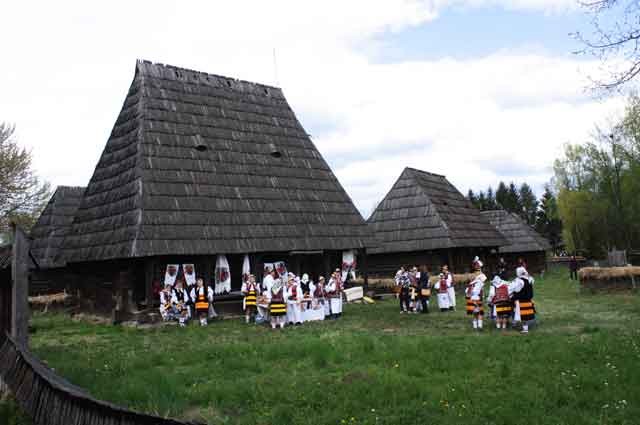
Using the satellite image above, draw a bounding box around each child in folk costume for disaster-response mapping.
[512,261,536,334]
[326,269,343,319]
[465,259,487,330]
[487,276,513,330]
[172,279,191,327]
[434,273,451,311]
[159,283,175,321]
[418,265,431,314]
[286,275,303,325]
[268,278,287,329]
[190,277,214,326]
[442,265,455,311]
[241,274,259,324]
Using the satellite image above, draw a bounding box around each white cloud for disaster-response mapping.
[0,0,623,219]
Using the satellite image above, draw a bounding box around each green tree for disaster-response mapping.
[495,181,509,210]
[485,187,498,210]
[535,186,563,253]
[519,183,537,225]
[0,123,50,240]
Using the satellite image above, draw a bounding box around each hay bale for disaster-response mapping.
[578,266,640,290]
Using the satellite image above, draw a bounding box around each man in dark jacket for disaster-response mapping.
[569,256,578,280]
[418,265,431,313]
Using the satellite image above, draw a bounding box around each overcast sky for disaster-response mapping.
[0,0,625,218]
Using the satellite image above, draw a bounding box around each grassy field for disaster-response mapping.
[2,267,640,425]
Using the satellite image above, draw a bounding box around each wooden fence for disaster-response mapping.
[0,334,203,425]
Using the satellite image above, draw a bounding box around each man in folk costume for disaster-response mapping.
[442,265,455,311]
[286,274,303,325]
[418,265,431,314]
[172,278,191,327]
[396,267,411,313]
[465,258,487,330]
[190,277,214,326]
[300,273,313,310]
[268,278,287,329]
[434,272,451,312]
[512,260,536,334]
[327,269,344,319]
[487,276,513,330]
[159,282,176,321]
[241,274,259,324]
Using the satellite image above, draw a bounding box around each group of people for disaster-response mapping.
[257,267,344,329]
[158,266,345,329]
[395,257,537,333]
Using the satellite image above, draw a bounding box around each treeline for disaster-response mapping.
[467,183,563,253]
[553,95,640,257]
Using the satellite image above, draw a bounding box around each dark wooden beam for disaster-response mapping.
[11,225,29,347]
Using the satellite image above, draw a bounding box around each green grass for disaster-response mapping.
[3,267,640,424]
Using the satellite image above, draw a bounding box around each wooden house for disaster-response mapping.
[29,186,85,294]
[481,210,550,275]
[367,167,506,276]
[53,60,370,314]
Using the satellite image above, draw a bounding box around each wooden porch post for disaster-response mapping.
[11,225,29,347]
[362,248,369,292]
[144,258,155,308]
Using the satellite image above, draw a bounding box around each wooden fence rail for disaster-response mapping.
[0,335,204,425]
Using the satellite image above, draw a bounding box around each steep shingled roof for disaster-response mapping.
[367,167,506,254]
[481,209,551,253]
[60,60,370,263]
[30,186,85,268]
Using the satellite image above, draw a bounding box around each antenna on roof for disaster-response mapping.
[273,47,280,87]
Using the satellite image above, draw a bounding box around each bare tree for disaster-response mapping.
[0,123,50,239]
[574,1,640,90]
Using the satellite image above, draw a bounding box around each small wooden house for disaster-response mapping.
[29,186,85,294]
[481,210,550,275]
[367,167,506,276]
[52,60,370,314]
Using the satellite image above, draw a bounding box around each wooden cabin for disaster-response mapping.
[366,167,506,276]
[29,186,85,295]
[481,210,550,275]
[50,60,370,316]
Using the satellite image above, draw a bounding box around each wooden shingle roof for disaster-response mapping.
[481,210,550,253]
[30,186,85,268]
[60,60,370,263]
[367,167,506,254]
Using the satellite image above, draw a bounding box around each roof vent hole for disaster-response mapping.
[226,80,232,87]
[270,151,282,159]
[195,144,208,152]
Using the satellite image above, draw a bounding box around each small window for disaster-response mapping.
[270,151,282,158]
[195,145,208,152]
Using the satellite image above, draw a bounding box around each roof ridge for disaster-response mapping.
[404,166,446,178]
[135,59,283,91]
[403,168,451,235]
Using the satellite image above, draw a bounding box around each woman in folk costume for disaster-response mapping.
[408,266,419,313]
[511,260,536,334]
[262,266,275,294]
[190,277,214,326]
[241,274,259,324]
[418,265,431,314]
[326,269,344,319]
[300,273,313,310]
[172,279,191,327]
[434,272,451,312]
[487,276,513,330]
[396,267,411,313]
[286,274,303,325]
[442,265,455,311]
[268,278,287,329]
[465,258,487,330]
[315,276,330,318]
[159,282,175,321]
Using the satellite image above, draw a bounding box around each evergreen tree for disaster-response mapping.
[536,185,563,253]
[467,189,478,209]
[505,182,522,213]
[477,191,487,211]
[486,187,498,210]
[519,183,538,225]
[495,181,509,210]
